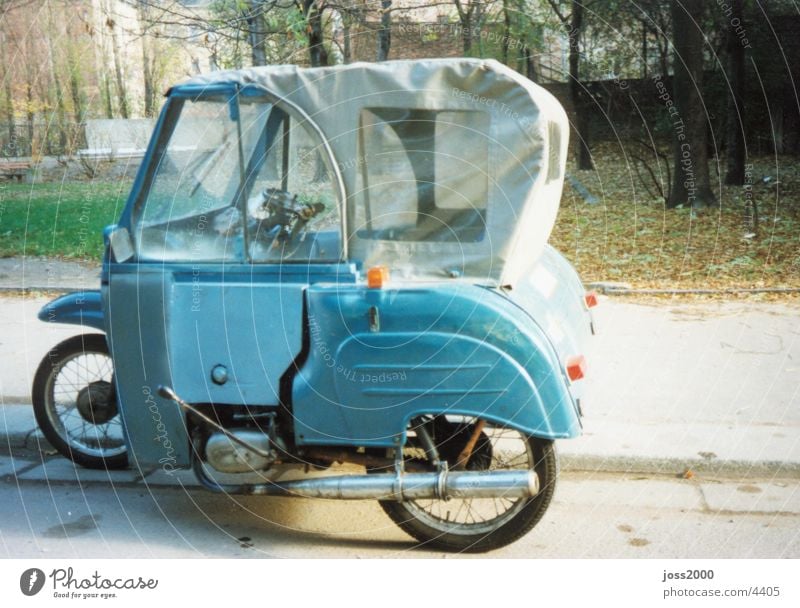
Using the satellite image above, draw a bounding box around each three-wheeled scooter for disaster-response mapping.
[33,58,596,552]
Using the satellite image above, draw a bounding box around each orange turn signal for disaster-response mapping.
[565,355,587,382]
[584,291,598,308]
[367,265,390,289]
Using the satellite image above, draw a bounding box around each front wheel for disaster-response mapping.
[32,334,128,469]
[378,418,557,553]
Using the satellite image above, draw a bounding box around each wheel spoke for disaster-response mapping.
[397,419,539,533]
[40,344,126,460]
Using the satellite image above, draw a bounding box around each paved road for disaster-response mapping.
[2,294,799,558]
[1,451,798,558]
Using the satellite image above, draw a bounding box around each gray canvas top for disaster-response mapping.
[181,58,568,287]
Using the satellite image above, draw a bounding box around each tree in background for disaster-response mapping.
[724,0,746,186]
[243,1,269,66]
[667,0,715,208]
[301,0,330,66]
[376,0,391,61]
[546,0,594,170]
[104,2,131,119]
[453,0,486,56]
[0,26,16,152]
[500,0,543,82]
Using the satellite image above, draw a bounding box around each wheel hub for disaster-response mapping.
[75,381,118,424]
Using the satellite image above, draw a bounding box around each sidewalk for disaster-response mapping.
[0,257,100,292]
[2,265,799,480]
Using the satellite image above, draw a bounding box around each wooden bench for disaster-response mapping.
[0,161,31,182]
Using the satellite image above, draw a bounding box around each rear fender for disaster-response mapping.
[291,283,581,447]
[38,291,105,332]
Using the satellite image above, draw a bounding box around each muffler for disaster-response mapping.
[159,385,539,502]
[194,459,539,501]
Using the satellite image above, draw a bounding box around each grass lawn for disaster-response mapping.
[0,152,798,291]
[0,180,131,259]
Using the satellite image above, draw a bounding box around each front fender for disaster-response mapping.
[38,290,105,331]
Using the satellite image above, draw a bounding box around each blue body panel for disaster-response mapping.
[102,262,356,467]
[503,245,594,404]
[103,267,189,467]
[292,281,582,447]
[167,275,305,405]
[38,291,106,331]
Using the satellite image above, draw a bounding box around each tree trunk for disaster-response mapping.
[138,0,157,116]
[0,28,15,149]
[304,0,329,68]
[462,13,473,55]
[569,1,593,170]
[107,12,130,119]
[45,2,68,152]
[377,0,391,61]
[26,82,34,156]
[454,1,474,55]
[668,0,716,208]
[521,45,537,82]
[66,21,86,126]
[641,20,648,78]
[657,18,669,78]
[724,0,745,185]
[103,74,114,119]
[473,1,485,56]
[245,0,267,66]
[343,18,351,63]
[502,0,510,64]
[25,34,35,155]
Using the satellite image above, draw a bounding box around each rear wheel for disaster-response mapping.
[32,334,128,470]
[377,417,557,553]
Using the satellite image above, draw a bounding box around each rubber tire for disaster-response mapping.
[378,437,557,553]
[32,334,129,470]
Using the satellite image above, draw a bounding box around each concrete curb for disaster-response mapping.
[559,454,800,479]
[0,286,83,294]
[3,423,798,481]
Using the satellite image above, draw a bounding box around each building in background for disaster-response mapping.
[0,0,213,157]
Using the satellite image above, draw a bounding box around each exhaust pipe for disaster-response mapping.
[194,459,539,501]
[159,385,539,502]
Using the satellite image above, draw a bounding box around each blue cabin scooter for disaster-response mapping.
[33,58,596,552]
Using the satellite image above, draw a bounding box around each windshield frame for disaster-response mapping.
[125,83,348,264]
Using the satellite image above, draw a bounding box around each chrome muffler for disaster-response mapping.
[158,385,539,502]
[194,459,539,501]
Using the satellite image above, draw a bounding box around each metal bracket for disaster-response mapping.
[368,305,380,332]
[158,385,273,459]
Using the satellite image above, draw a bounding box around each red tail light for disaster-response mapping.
[584,291,598,308]
[565,355,587,381]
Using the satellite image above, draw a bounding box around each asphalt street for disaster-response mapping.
[1,294,799,557]
[1,454,797,558]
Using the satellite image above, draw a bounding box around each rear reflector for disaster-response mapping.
[584,291,598,308]
[565,355,587,381]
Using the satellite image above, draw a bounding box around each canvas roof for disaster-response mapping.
[180,58,568,287]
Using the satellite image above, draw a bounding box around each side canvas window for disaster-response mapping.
[355,108,490,243]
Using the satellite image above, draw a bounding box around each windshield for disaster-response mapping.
[133,91,342,263]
